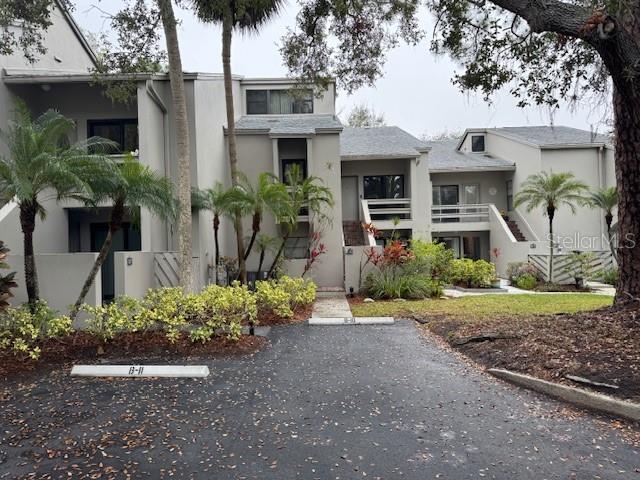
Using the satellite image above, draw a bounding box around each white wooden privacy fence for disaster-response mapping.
[528,251,615,284]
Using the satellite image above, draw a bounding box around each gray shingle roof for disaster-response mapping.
[340,127,429,159]
[490,126,611,147]
[234,114,343,135]
[425,139,515,172]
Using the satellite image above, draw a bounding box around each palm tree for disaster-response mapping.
[267,164,334,277]
[191,183,234,284]
[514,171,588,283]
[70,155,176,319]
[191,0,284,283]
[0,103,115,311]
[235,172,289,261]
[585,186,618,262]
[254,233,278,275]
[157,0,193,291]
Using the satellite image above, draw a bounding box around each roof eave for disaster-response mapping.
[429,165,516,173]
[340,153,420,161]
[539,142,611,150]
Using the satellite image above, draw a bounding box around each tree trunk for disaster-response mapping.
[70,201,125,320]
[19,202,39,312]
[257,248,266,274]
[214,214,220,285]
[547,207,555,284]
[244,212,261,260]
[157,0,193,291]
[221,10,247,284]
[267,234,289,278]
[612,87,640,304]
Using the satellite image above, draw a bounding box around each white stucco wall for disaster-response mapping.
[5,253,101,314]
[114,251,156,299]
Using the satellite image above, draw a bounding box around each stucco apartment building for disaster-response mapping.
[0,3,616,311]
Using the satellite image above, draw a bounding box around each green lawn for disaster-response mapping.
[351,294,613,319]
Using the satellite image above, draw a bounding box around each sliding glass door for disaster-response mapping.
[432,185,459,223]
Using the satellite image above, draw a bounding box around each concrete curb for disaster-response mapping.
[488,368,640,422]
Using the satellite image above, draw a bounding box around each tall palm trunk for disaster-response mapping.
[244,212,261,260]
[157,0,193,291]
[213,214,220,284]
[547,206,555,283]
[221,9,247,284]
[19,201,39,312]
[70,201,125,320]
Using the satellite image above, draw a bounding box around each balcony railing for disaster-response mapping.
[431,204,490,223]
[365,198,412,221]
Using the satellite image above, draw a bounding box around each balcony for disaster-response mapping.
[361,198,413,231]
[431,204,490,232]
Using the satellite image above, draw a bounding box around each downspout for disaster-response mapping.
[145,80,173,249]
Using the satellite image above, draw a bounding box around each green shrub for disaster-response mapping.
[515,274,537,290]
[255,276,316,318]
[506,261,542,283]
[256,280,293,318]
[364,271,442,300]
[277,275,317,308]
[410,239,455,281]
[0,300,73,359]
[0,241,17,312]
[191,283,256,341]
[602,267,618,286]
[450,259,496,288]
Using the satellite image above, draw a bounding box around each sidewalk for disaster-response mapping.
[311,292,353,318]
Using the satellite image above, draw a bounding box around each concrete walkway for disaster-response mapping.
[311,291,353,317]
[444,279,617,298]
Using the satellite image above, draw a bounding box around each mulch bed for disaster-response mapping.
[0,331,267,380]
[532,283,592,293]
[427,304,640,402]
[256,304,313,326]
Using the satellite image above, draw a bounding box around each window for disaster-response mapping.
[363,175,404,199]
[284,224,310,259]
[246,89,313,114]
[506,180,514,211]
[471,135,485,152]
[246,90,268,114]
[88,119,138,154]
[463,184,480,204]
[432,185,459,206]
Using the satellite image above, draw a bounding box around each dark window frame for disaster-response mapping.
[471,135,485,153]
[246,89,314,114]
[363,174,405,199]
[87,118,139,154]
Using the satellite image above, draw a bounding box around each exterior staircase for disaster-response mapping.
[505,219,527,241]
[343,221,365,246]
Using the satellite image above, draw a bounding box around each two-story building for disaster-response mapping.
[0,2,616,312]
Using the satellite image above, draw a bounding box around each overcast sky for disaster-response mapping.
[72,0,610,138]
